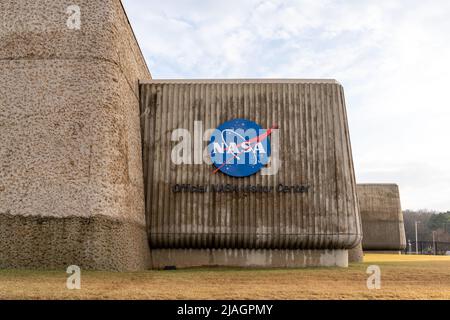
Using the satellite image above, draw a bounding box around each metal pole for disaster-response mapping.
[415,221,419,255]
[432,231,436,255]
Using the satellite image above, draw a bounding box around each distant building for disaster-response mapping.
[349,184,407,262]
[358,184,407,253]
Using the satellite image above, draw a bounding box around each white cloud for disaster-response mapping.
[123,0,450,211]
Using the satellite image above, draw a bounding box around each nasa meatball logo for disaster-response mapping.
[209,119,277,177]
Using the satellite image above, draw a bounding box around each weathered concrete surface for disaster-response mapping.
[151,249,349,269]
[0,0,151,270]
[0,213,149,271]
[348,242,364,263]
[357,184,407,251]
[140,80,362,255]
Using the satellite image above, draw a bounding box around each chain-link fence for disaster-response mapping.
[404,241,450,255]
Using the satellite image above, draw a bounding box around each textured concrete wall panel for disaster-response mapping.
[0,213,149,271]
[0,0,150,95]
[0,0,151,271]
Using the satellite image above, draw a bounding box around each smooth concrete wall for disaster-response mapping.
[357,184,407,251]
[140,80,362,261]
[151,249,349,269]
[0,0,151,270]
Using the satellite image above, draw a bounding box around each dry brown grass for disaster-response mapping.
[0,254,449,300]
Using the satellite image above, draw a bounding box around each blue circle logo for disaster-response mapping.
[209,119,272,177]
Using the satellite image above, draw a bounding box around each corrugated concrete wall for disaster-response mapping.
[0,0,151,270]
[357,184,407,251]
[140,80,362,252]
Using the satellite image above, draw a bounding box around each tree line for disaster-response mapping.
[403,210,450,243]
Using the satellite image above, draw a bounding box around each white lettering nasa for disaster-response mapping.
[213,142,267,154]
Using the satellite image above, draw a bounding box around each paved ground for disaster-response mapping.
[1,254,449,299]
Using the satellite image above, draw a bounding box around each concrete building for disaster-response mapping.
[0,0,151,271]
[348,183,407,262]
[140,80,362,268]
[1,0,363,270]
[357,184,407,253]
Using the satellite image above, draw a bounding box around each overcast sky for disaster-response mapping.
[122,0,450,211]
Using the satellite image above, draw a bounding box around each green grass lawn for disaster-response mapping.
[1,254,449,300]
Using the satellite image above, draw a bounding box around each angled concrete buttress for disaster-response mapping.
[0,0,152,271]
